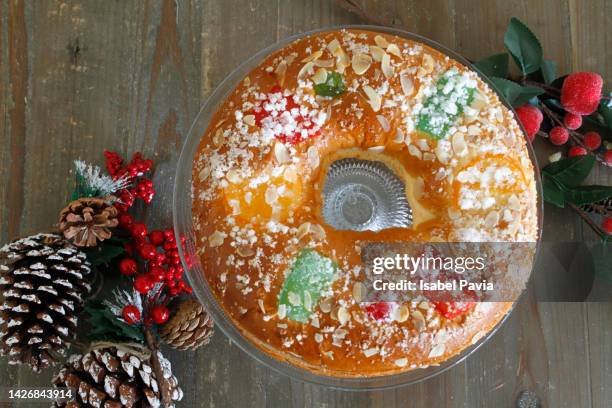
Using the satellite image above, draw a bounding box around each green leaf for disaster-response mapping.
[490,77,544,107]
[83,238,127,267]
[542,175,565,207]
[542,155,596,187]
[598,103,612,130]
[313,71,346,97]
[504,17,543,75]
[591,243,612,281]
[278,249,338,322]
[85,301,144,343]
[474,53,509,78]
[564,185,612,206]
[541,59,557,84]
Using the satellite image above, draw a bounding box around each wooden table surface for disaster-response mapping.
[1,1,611,407]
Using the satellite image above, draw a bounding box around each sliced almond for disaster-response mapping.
[236,246,255,257]
[303,291,313,311]
[352,311,364,324]
[208,230,225,247]
[369,45,386,62]
[198,166,211,181]
[363,347,379,357]
[352,53,372,75]
[307,146,320,168]
[428,343,446,358]
[374,35,388,48]
[312,68,328,84]
[376,115,390,132]
[451,132,468,157]
[314,59,334,68]
[337,306,350,325]
[298,61,314,79]
[471,90,487,110]
[386,43,401,57]
[421,54,434,73]
[381,53,394,79]
[243,114,256,126]
[296,222,311,239]
[288,291,301,306]
[508,194,521,210]
[393,128,405,144]
[408,144,422,159]
[412,309,426,330]
[327,39,340,54]
[397,305,410,322]
[319,297,333,313]
[400,73,414,96]
[363,85,381,112]
[394,357,408,367]
[212,128,224,148]
[301,50,322,63]
[277,304,287,319]
[315,333,324,343]
[264,185,278,205]
[226,169,242,184]
[352,281,366,303]
[484,210,499,228]
[274,142,291,164]
[310,223,326,240]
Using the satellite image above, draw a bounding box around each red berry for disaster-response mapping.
[149,230,165,246]
[119,258,138,276]
[149,266,166,283]
[583,131,601,150]
[549,126,569,146]
[563,113,582,130]
[603,217,612,235]
[604,150,612,165]
[364,302,391,320]
[568,146,588,157]
[118,213,134,229]
[133,274,153,294]
[122,305,141,324]
[515,105,543,142]
[151,305,170,324]
[130,222,148,239]
[168,287,180,296]
[139,243,157,260]
[561,72,603,115]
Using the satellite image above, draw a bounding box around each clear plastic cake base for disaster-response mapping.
[173,25,543,390]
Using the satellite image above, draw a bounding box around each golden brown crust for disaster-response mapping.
[191,29,538,377]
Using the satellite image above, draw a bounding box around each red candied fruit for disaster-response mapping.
[563,113,582,130]
[364,302,391,320]
[583,131,601,150]
[604,150,612,165]
[568,146,587,157]
[561,72,603,115]
[549,126,569,146]
[432,301,475,320]
[515,105,543,142]
[603,217,612,235]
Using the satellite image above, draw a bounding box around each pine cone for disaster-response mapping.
[159,298,214,351]
[0,233,92,371]
[52,346,183,408]
[59,197,119,247]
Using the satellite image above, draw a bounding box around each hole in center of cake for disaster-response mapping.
[322,158,413,231]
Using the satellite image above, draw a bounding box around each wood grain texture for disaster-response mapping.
[0,1,610,407]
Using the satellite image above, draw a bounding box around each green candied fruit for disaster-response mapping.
[416,69,476,139]
[278,249,339,323]
[313,71,346,97]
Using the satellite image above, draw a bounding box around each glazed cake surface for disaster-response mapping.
[191,29,538,376]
